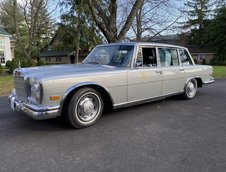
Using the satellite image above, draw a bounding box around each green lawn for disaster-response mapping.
[213,66,226,78]
[0,66,225,97]
[0,75,13,96]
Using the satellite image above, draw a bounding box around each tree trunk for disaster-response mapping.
[88,0,144,43]
[75,2,82,63]
[75,21,80,63]
[75,39,79,64]
[12,0,30,59]
[136,4,143,42]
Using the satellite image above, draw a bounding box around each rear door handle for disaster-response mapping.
[179,69,184,71]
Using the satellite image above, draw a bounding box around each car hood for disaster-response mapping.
[15,64,127,81]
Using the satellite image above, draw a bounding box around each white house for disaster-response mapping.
[0,27,14,66]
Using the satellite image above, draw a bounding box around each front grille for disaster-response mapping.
[14,75,27,101]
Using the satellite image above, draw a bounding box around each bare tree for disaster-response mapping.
[87,0,144,43]
[123,0,182,41]
[4,0,58,59]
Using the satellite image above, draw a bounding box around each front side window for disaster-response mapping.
[135,47,157,67]
[179,49,193,65]
[83,45,134,67]
[0,51,5,64]
[159,48,179,67]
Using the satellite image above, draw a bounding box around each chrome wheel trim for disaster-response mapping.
[186,80,197,98]
[75,92,101,123]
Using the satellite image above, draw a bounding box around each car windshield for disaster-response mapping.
[83,45,134,67]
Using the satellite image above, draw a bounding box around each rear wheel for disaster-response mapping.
[183,79,198,100]
[67,87,104,128]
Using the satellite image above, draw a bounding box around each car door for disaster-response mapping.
[127,46,162,102]
[178,48,197,78]
[158,47,186,95]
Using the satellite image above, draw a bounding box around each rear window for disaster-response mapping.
[159,48,179,67]
[179,49,193,65]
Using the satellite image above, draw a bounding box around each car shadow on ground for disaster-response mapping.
[104,94,184,116]
[9,94,191,131]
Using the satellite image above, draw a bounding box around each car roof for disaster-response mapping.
[97,42,186,49]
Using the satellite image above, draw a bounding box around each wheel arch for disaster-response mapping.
[185,76,203,88]
[58,82,114,116]
[195,77,203,87]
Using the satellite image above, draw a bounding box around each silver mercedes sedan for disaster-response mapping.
[9,42,214,128]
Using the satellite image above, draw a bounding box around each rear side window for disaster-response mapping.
[179,49,193,65]
[159,48,179,67]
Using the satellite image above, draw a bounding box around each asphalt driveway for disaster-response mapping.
[0,79,226,172]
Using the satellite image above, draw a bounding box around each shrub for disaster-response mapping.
[210,57,226,65]
[202,58,206,65]
[6,58,20,74]
[20,59,28,67]
[20,59,36,67]
[6,58,39,73]
[0,63,3,75]
[27,59,36,67]
[36,59,46,66]
[6,60,12,69]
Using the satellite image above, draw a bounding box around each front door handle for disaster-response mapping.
[155,71,162,74]
[179,69,185,71]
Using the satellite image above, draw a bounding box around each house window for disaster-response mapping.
[46,57,51,62]
[56,57,62,62]
[0,38,4,46]
[198,54,205,61]
[0,51,5,64]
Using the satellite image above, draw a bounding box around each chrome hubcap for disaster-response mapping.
[76,93,100,122]
[187,81,196,97]
[80,98,95,115]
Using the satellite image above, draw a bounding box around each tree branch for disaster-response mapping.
[118,0,144,41]
[87,0,111,42]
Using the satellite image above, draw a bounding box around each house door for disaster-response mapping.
[70,55,75,64]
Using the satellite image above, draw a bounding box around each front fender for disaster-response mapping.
[58,82,114,116]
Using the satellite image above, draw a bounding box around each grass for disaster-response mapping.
[0,75,13,96]
[213,66,226,78]
[0,65,225,97]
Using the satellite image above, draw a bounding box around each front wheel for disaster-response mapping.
[183,79,198,100]
[67,87,104,128]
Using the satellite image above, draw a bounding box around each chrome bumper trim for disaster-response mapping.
[203,78,215,85]
[9,92,59,120]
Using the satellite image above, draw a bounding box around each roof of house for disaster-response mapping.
[39,51,70,58]
[0,26,11,36]
[187,45,213,54]
[141,34,213,53]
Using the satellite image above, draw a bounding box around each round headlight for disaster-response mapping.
[30,78,41,104]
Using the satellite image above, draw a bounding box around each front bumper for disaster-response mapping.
[8,91,60,120]
[203,78,215,85]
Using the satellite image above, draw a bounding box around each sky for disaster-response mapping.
[0,0,188,38]
[10,0,187,24]
[0,0,62,22]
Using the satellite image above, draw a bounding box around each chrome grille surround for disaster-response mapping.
[14,69,30,102]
